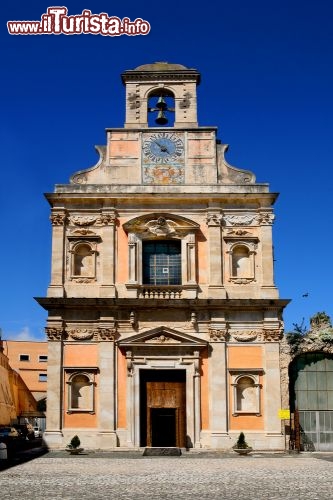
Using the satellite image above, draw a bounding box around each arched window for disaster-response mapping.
[232,245,251,278]
[225,240,257,284]
[67,372,95,413]
[231,372,261,415]
[72,243,95,277]
[236,376,257,412]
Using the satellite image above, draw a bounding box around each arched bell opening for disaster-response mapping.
[147,89,175,127]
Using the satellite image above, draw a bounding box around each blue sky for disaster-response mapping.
[1,0,332,340]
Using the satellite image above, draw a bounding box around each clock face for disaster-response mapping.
[143,132,184,163]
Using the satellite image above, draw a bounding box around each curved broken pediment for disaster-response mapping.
[70,146,107,184]
[217,143,256,184]
[123,213,199,238]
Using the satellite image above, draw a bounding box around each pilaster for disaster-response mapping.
[264,342,283,436]
[48,209,66,297]
[258,210,276,289]
[98,326,117,448]
[43,326,64,447]
[193,352,202,448]
[100,209,117,298]
[206,210,226,298]
[208,329,229,447]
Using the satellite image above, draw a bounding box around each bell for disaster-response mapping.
[155,110,168,125]
[156,96,167,110]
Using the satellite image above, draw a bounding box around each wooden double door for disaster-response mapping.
[140,371,186,447]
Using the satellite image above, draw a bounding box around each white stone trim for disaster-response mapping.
[230,372,262,416]
[124,352,201,449]
[66,370,96,414]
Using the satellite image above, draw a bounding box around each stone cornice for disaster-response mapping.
[121,70,201,85]
[45,191,277,208]
[104,126,217,133]
[36,297,290,311]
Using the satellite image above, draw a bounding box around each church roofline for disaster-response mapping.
[121,62,201,85]
[104,126,217,132]
[133,62,193,71]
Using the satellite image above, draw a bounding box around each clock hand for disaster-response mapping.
[155,141,169,153]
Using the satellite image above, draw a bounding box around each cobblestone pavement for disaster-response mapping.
[1,452,333,499]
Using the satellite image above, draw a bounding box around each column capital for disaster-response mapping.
[206,210,223,227]
[50,210,67,226]
[45,326,66,341]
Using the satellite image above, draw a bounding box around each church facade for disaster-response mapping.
[37,62,289,450]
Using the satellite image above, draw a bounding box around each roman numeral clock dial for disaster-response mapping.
[142,132,185,185]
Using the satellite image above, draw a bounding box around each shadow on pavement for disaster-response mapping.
[0,438,49,472]
[311,453,333,463]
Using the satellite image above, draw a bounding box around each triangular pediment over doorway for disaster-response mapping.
[118,326,207,349]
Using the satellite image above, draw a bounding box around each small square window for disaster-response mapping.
[19,354,30,362]
[38,373,47,383]
[39,355,48,362]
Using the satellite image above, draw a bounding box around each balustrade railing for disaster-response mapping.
[138,286,182,299]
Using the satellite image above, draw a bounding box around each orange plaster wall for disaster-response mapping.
[228,374,264,431]
[228,345,264,431]
[63,369,98,428]
[108,131,140,159]
[0,356,17,424]
[109,139,139,157]
[63,344,99,428]
[117,219,128,284]
[228,345,262,369]
[18,370,47,394]
[200,348,209,429]
[5,341,48,369]
[117,349,127,428]
[63,344,98,366]
[64,411,97,428]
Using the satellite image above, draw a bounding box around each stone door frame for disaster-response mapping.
[124,354,201,449]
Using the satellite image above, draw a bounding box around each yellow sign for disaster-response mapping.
[278,409,290,419]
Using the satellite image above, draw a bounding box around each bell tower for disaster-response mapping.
[121,62,201,128]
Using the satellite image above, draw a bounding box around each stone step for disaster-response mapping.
[143,447,182,456]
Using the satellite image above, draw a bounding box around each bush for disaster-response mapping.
[319,329,333,342]
[233,432,249,449]
[69,435,81,449]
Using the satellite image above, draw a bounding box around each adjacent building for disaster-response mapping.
[281,312,333,451]
[0,341,38,426]
[37,62,289,450]
[4,341,48,402]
